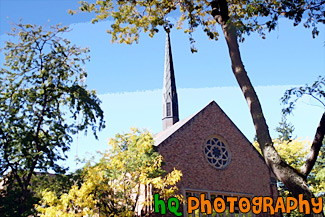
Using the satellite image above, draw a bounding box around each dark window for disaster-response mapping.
[166,102,171,116]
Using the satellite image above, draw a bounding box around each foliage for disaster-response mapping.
[0,23,105,216]
[0,171,83,217]
[275,114,295,143]
[274,139,325,216]
[254,114,325,196]
[70,0,324,51]
[275,86,325,216]
[253,138,324,194]
[31,170,84,199]
[280,75,325,192]
[281,76,325,115]
[0,181,39,217]
[274,139,309,170]
[253,139,308,170]
[254,137,325,205]
[36,128,183,217]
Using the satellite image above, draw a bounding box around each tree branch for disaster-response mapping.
[25,45,48,189]
[300,112,325,178]
[308,93,325,108]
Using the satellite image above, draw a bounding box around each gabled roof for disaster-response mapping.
[154,100,266,162]
[154,100,215,146]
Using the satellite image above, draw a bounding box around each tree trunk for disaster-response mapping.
[221,21,324,217]
[211,1,324,216]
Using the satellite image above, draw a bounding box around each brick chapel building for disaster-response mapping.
[148,30,279,217]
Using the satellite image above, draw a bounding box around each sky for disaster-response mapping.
[0,0,324,172]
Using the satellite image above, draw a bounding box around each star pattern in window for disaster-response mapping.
[203,137,231,169]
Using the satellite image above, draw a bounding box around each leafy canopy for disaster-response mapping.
[37,128,182,217]
[0,23,105,176]
[281,76,325,115]
[70,0,324,51]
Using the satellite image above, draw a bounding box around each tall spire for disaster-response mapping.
[162,29,179,130]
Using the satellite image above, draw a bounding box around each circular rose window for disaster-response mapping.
[203,137,231,169]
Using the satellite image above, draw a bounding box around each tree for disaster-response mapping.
[273,139,325,194]
[0,23,105,216]
[274,139,323,217]
[30,170,83,199]
[281,77,325,215]
[275,114,295,143]
[253,114,323,195]
[70,1,325,215]
[36,128,183,217]
[253,137,324,216]
[282,76,325,178]
[0,170,83,217]
[253,85,325,216]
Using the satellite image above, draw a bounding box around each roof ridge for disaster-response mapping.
[154,101,216,146]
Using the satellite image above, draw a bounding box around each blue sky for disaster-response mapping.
[1,0,324,172]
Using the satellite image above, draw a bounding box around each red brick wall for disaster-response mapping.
[155,102,279,216]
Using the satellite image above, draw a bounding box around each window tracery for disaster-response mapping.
[203,136,231,169]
